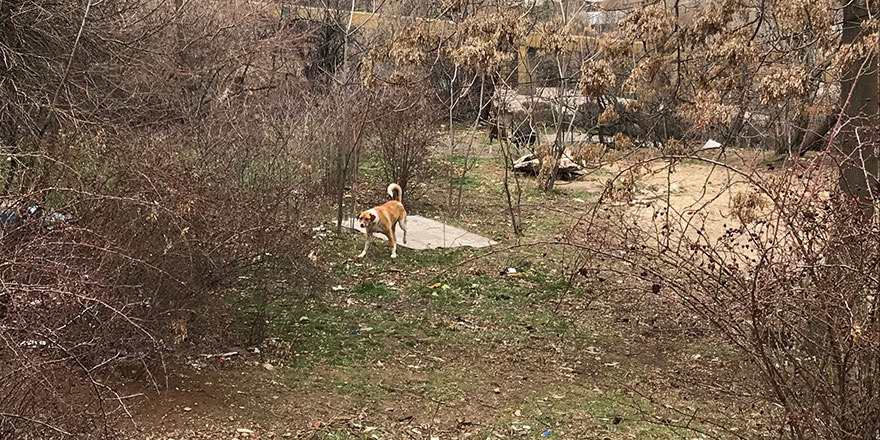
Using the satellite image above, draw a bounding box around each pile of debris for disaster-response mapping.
[512,150,587,180]
[1,200,72,231]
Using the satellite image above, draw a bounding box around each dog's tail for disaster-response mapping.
[387,183,402,202]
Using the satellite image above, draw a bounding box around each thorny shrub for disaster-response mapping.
[369,86,442,203]
[1,0,331,437]
[577,149,880,438]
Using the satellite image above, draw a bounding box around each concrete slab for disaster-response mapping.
[339,215,497,250]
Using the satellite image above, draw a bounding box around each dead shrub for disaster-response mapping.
[731,189,770,225]
[571,142,606,164]
[578,152,880,438]
[370,86,442,202]
[0,0,330,436]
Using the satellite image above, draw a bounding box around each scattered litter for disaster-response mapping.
[186,358,207,371]
[457,318,476,329]
[514,410,521,417]
[493,387,501,394]
[332,285,344,291]
[702,139,721,150]
[349,330,360,335]
[429,282,442,289]
[236,428,254,434]
[542,430,551,436]
[604,362,620,368]
[506,267,517,274]
[19,340,48,348]
[201,351,238,359]
[299,316,310,324]
[262,362,275,371]
[363,427,378,433]
[183,407,192,412]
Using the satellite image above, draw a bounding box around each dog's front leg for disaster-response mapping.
[357,233,373,258]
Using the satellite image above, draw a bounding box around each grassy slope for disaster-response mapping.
[135,131,763,440]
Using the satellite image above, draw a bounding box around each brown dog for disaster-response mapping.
[357,183,408,259]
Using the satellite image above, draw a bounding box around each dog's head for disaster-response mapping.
[358,211,376,229]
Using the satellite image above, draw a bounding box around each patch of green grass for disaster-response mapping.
[350,282,399,300]
[405,268,584,343]
[558,189,593,200]
[358,156,383,178]
[419,370,468,401]
[520,211,572,238]
[448,155,495,168]
[323,374,389,405]
[478,388,701,440]
[449,174,481,188]
[678,157,709,166]
[271,299,416,369]
[401,246,480,270]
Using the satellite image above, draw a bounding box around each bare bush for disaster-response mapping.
[370,86,441,202]
[0,0,334,437]
[576,145,879,438]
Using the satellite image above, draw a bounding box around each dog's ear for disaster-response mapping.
[368,212,376,221]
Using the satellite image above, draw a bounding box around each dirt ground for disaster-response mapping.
[126,135,778,440]
[556,148,780,240]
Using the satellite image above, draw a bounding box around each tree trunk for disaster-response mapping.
[840,0,879,214]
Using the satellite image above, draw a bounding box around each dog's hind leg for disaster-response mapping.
[399,214,408,244]
[388,230,397,259]
[357,233,373,258]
